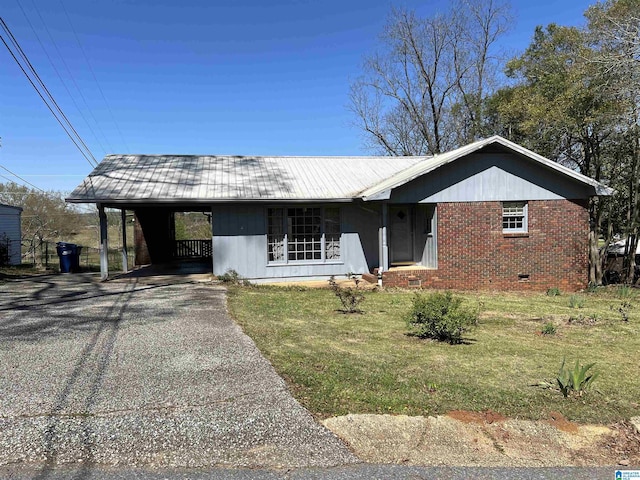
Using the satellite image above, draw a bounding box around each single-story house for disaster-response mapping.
[66,136,611,290]
[0,202,22,265]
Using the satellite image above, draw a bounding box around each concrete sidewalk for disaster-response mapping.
[0,274,357,472]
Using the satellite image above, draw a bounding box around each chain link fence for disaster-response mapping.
[25,240,133,272]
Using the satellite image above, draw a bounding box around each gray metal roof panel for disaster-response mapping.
[67,155,426,203]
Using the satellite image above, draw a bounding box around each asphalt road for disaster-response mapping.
[0,464,618,479]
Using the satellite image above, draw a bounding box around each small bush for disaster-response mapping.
[546,287,561,297]
[568,295,585,309]
[329,275,365,313]
[556,358,599,398]
[405,291,478,344]
[541,322,557,335]
[218,269,249,285]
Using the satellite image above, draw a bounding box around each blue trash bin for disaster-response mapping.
[56,242,79,273]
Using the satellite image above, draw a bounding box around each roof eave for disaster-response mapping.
[65,197,357,205]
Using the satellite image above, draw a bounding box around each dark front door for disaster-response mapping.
[389,205,413,264]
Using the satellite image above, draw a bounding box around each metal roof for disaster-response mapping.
[0,203,23,212]
[66,154,426,204]
[66,136,611,204]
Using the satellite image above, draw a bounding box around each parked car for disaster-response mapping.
[603,238,640,284]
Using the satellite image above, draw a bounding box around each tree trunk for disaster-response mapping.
[588,196,608,285]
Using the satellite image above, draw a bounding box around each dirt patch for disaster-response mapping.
[548,410,579,434]
[323,413,622,466]
[447,409,506,424]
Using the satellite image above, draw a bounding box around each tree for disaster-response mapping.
[585,0,640,282]
[0,182,84,264]
[486,0,640,284]
[350,0,512,156]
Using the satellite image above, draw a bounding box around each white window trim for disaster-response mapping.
[502,201,528,233]
[266,206,342,264]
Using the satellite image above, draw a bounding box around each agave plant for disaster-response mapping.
[556,358,599,398]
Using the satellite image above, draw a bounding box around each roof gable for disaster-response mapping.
[358,136,612,200]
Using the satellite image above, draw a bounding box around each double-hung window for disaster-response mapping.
[502,201,528,233]
[267,207,341,263]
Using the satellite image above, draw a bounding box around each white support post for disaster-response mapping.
[210,206,215,276]
[381,203,389,273]
[98,204,109,281]
[121,208,128,273]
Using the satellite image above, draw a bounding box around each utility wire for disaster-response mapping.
[16,0,111,156]
[60,0,130,152]
[0,164,46,192]
[0,173,16,183]
[0,17,99,168]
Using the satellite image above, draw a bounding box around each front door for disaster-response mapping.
[389,205,413,264]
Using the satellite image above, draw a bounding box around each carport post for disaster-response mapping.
[98,203,109,281]
[121,208,128,273]
[210,206,215,275]
[380,203,389,272]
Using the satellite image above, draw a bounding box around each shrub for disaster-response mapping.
[556,358,599,398]
[405,291,478,344]
[217,269,249,285]
[329,275,365,313]
[541,322,557,335]
[546,287,561,297]
[568,295,585,309]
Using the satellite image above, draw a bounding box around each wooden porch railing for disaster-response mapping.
[173,239,212,259]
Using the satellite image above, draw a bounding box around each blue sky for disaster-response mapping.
[0,0,592,196]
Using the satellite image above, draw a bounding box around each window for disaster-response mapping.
[267,207,341,263]
[502,202,528,233]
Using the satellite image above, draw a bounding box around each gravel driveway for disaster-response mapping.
[0,274,357,471]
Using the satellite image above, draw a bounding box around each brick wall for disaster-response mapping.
[382,200,589,291]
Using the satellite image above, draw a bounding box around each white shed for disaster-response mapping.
[0,203,22,265]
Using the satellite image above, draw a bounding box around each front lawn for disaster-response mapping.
[227,285,640,424]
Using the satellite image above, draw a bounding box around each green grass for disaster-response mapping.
[227,285,640,424]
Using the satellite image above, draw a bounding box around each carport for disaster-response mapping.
[86,202,213,280]
[66,155,220,280]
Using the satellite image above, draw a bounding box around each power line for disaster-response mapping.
[16,0,112,156]
[0,16,99,168]
[60,0,130,152]
[0,164,46,192]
